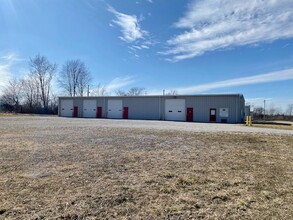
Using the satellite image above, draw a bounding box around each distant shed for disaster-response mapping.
[58,94,245,123]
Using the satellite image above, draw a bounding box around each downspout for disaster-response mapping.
[235,95,238,123]
[158,96,161,120]
[162,96,165,120]
[58,98,60,116]
[104,97,106,118]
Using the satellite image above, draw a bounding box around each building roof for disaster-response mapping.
[59,94,244,99]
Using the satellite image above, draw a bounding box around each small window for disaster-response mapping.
[178,111,182,112]
[169,110,173,112]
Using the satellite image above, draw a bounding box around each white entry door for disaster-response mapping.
[83,100,97,118]
[165,99,185,121]
[60,99,73,117]
[107,100,123,119]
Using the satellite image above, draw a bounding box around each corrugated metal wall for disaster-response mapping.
[59,94,245,123]
[123,97,161,120]
[186,96,238,123]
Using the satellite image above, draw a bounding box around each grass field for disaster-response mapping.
[0,116,293,219]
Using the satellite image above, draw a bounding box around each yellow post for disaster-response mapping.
[245,116,252,126]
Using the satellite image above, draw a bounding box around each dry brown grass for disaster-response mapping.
[0,118,293,219]
[252,123,293,130]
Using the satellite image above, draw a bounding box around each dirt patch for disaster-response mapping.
[0,117,293,219]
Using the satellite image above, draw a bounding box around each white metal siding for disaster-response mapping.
[165,99,185,121]
[83,100,97,118]
[107,100,123,119]
[60,100,73,117]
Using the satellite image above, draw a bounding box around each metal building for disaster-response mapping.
[58,94,245,123]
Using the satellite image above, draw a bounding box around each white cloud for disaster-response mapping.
[0,53,26,95]
[108,6,148,43]
[172,68,293,94]
[105,76,136,93]
[141,45,149,49]
[0,54,18,94]
[162,0,293,61]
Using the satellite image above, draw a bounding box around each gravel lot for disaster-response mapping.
[0,116,293,219]
[0,116,292,135]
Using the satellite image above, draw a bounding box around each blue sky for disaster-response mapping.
[0,0,293,111]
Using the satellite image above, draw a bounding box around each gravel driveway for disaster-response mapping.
[0,116,292,136]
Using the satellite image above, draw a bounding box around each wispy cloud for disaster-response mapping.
[105,76,136,93]
[0,53,19,94]
[172,68,293,93]
[107,5,154,58]
[162,0,293,61]
[108,6,148,43]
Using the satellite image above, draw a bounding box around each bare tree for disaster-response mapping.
[115,87,145,96]
[166,90,178,95]
[92,83,107,96]
[59,60,91,97]
[253,106,264,120]
[127,87,145,96]
[78,68,91,96]
[267,103,283,116]
[29,54,56,111]
[0,79,22,112]
[268,103,276,116]
[254,107,264,115]
[287,104,293,116]
[115,89,127,96]
[21,75,40,112]
[50,93,58,114]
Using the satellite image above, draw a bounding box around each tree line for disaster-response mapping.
[0,54,163,114]
[0,54,91,114]
[3,54,291,117]
[252,104,293,120]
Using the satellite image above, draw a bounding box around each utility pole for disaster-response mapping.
[263,100,266,121]
[87,85,90,97]
[163,89,165,96]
